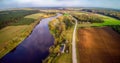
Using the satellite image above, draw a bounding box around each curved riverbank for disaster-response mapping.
[0,13,62,63]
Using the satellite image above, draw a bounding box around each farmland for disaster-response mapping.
[77,27,120,63]
[0,8,120,63]
[74,9,120,63]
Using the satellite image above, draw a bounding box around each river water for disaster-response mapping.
[0,13,62,63]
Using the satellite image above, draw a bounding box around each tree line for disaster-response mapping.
[108,25,120,34]
[82,9,120,20]
[73,13,104,23]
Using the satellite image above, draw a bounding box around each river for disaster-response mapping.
[0,13,62,63]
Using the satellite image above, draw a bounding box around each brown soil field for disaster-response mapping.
[77,27,120,63]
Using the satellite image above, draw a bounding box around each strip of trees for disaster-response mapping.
[108,25,120,34]
[73,13,104,23]
[82,9,120,20]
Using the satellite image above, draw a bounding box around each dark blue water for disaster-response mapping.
[0,13,62,63]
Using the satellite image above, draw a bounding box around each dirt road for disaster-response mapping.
[77,27,120,63]
[71,16,78,63]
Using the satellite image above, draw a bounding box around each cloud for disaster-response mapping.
[9,0,81,7]
[0,0,120,9]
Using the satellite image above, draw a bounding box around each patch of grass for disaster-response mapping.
[24,13,45,19]
[91,14,120,26]
[53,53,72,63]
[0,26,28,44]
[63,13,70,16]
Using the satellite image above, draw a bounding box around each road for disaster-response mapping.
[71,15,78,63]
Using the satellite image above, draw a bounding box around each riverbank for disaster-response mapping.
[44,15,75,63]
[0,13,55,59]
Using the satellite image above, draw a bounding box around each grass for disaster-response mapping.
[0,13,55,58]
[63,13,70,16]
[25,13,45,19]
[52,26,74,63]
[53,53,72,63]
[91,14,120,26]
[0,26,28,44]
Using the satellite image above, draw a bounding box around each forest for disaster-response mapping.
[0,10,40,29]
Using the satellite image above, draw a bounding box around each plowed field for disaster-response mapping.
[77,27,120,63]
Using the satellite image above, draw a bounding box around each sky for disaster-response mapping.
[0,0,120,9]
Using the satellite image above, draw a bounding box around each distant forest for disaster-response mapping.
[82,8,120,20]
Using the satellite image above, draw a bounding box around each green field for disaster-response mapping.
[75,12,120,27]
[0,12,54,58]
[90,14,120,26]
